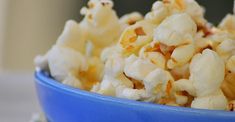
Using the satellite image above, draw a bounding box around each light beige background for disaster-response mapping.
[1,0,85,72]
[0,1,85,121]
[0,0,7,70]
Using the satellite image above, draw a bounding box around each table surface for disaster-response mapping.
[0,72,41,122]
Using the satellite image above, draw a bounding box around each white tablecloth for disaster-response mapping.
[0,72,41,122]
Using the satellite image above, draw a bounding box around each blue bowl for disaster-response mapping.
[35,71,235,122]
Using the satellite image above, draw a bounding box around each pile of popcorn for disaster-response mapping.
[35,0,235,111]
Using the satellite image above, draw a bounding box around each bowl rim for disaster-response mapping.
[35,70,235,117]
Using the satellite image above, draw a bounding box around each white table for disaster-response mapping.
[0,72,41,122]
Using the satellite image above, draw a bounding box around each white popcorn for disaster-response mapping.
[104,54,125,77]
[154,13,196,46]
[143,68,174,99]
[62,73,83,89]
[216,40,235,61]
[219,14,235,32]
[167,43,195,69]
[174,92,188,105]
[96,74,134,96]
[96,76,116,96]
[120,12,143,30]
[145,1,169,25]
[56,20,87,54]
[118,20,155,55]
[191,90,228,110]
[47,45,88,81]
[195,32,213,53]
[173,79,196,96]
[183,0,206,26]
[170,63,190,80]
[80,0,121,49]
[34,53,49,71]
[85,41,94,57]
[142,52,166,69]
[34,0,235,111]
[124,55,158,81]
[100,46,120,62]
[116,85,149,100]
[190,49,225,97]
[226,55,235,73]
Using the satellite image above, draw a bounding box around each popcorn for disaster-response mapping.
[154,13,196,69]
[170,63,190,80]
[104,54,125,77]
[56,20,87,54]
[167,43,195,69]
[79,57,104,90]
[47,45,88,82]
[139,43,166,69]
[100,46,120,62]
[221,73,235,100]
[124,55,158,81]
[154,13,196,46]
[34,0,235,111]
[95,76,116,96]
[80,0,121,50]
[164,0,206,26]
[219,14,235,32]
[216,40,235,61]
[174,92,188,105]
[173,79,196,105]
[118,21,155,55]
[226,55,235,73]
[143,68,174,98]
[62,73,83,89]
[191,90,227,110]
[145,1,169,25]
[34,53,49,72]
[120,12,143,30]
[190,49,225,97]
[180,0,206,26]
[142,52,166,69]
[194,32,213,53]
[173,79,196,96]
[116,85,149,100]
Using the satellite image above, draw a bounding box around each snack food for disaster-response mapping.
[35,0,235,111]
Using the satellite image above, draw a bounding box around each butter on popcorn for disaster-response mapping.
[154,13,196,69]
[143,68,174,99]
[34,0,235,111]
[118,21,155,55]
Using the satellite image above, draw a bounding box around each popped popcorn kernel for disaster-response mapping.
[190,49,225,97]
[191,90,228,110]
[34,0,235,111]
[118,21,155,55]
[154,13,196,46]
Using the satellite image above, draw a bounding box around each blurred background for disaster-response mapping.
[0,0,234,72]
[0,0,233,122]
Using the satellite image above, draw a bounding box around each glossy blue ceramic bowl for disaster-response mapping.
[35,71,235,122]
